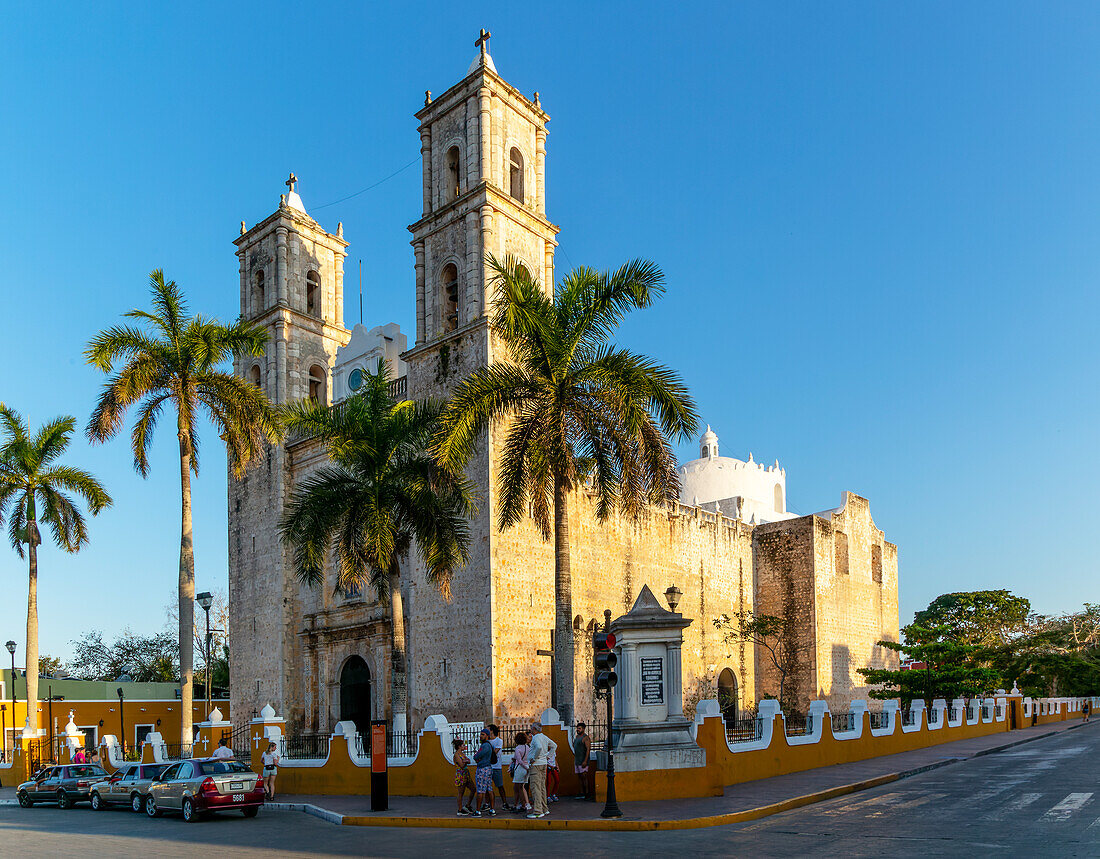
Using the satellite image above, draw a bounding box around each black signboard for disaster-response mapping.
[641,657,664,705]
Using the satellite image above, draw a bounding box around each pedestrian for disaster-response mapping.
[452,738,475,815]
[261,741,281,800]
[573,722,593,800]
[72,747,86,764]
[472,728,496,816]
[1084,699,1091,723]
[526,722,556,819]
[510,731,531,812]
[212,736,234,760]
[89,746,101,765]
[488,724,511,810]
[546,739,559,802]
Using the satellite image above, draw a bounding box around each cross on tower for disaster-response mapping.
[475,28,491,57]
[285,172,298,193]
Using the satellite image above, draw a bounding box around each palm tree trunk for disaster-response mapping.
[553,476,574,723]
[388,564,409,733]
[178,430,196,747]
[24,514,40,738]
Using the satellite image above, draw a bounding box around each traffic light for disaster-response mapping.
[594,630,618,693]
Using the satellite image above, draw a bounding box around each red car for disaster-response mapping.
[144,758,264,821]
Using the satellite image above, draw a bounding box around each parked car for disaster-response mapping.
[144,758,264,821]
[89,762,169,812]
[17,764,109,809]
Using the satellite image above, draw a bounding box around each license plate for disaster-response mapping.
[230,782,244,790]
[232,794,245,802]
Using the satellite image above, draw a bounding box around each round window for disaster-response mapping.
[349,368,364,392]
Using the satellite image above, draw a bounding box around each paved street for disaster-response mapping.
[1,723,1098,857]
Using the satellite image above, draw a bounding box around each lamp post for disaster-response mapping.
[664,586,682,613]
[196,592,214,720]
[1,704,6,762]
[116,687,125,757]
[6,641,16,752]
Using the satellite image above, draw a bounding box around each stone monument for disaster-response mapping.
[608,585,705,771]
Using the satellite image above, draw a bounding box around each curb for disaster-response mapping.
[281,720,1093,831]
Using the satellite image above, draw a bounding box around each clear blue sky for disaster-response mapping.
[1,2,1097,661]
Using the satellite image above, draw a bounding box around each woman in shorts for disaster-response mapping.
[453,738,475,814]
[510,731,531,812]
[261,741,281,800]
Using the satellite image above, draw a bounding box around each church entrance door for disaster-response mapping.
[339,656,372,740]
[718,668,739,724]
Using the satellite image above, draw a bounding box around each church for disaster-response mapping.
[227,33,900,736]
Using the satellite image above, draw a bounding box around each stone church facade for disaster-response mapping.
[227,36,899,734]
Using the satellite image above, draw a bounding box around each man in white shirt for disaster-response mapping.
[211,737,234,760]
[526,723,556,818]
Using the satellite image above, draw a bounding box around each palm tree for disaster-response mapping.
[85,270,277,746]
[279,361,474,731]
[434,255,699,722]
[0,406,112,736]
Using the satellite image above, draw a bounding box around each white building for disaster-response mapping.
[332,322,408,402]
[677,426,796,524]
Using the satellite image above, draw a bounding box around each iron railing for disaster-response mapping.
[725,718,763,744]
[947,707,960,723]
[571,720,610,753]
[831,713,856,733]
[927,708,940,724]
[224,722,252,761]
[902,709,917,727]
[868,711,889,730]
[163,743,194,760]
[784,714,813,736]
[282,733,330,760]
[995,704,1004,719]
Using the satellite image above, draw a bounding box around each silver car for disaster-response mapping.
[90,762,169,812]
[145,758,264,822]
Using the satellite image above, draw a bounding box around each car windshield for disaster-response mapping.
[68,766,105,778]
[139,765,166,779]
[197,760,252,775]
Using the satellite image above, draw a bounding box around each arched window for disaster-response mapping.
[441,263,459,332]
[773,483,784,513]
[509,147,524,201]
[306,270,321,317]
[308,365,326,403]
[718,668,739,724]
[339,656,372,740]
[515,263,531,283]
[249,365,262,388]
[253,269,265,314]
[445,146,461,201]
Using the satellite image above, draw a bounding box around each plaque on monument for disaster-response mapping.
[641,656,664,705]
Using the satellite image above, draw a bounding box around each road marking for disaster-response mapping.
[983,792,1043,820]
[1042,792,1094,821]
[888,792,946,810]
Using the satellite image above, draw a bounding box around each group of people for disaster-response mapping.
[70,746,100,765]
[452,721,595,819]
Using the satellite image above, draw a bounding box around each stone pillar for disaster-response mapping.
[620,642,638,721]
[274,320,287,404]
[414,241,426,344]
[333,252,345,329]
[465,210,480,322]
[250,704,286,773]
[479,87,492,184]
[238,251,248,317]
[275,226,289,307]
[465,96,479,187]
[420,126,432,216]
[544,242,555,293]
[667,642,683,718]
[195,706,233,759]
[480,206,494,313]
[535,128,547,217]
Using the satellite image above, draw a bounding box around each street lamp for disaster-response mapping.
[196,592,214,720]
[116,687,125,757]
[664,586,682,613]
[6,640,17,746]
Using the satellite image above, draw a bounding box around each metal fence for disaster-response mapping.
[831,713,856,733]
[282,733,331,760]
[784,714,813,737]
[868,711,888,730]
[947,707,959,723]
[572,720,610,753]
[927,708,940,724]
[725,718,763,744]
[995,704,1004,719]
[982,704,992,720]
[902,709,917,727]
[162,743,194,760]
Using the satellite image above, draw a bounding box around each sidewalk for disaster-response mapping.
[273,717,1098,830]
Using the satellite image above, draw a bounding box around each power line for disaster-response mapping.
[312,156,420,211]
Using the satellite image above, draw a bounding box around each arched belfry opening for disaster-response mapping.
[306,270,321,317]
[445,146,461,201]
[509,147,524,201]
[441,263,459,332]
[774,483,784,513]
[339,656,372,739]
[308,365,326,403]
[718,667,739,724]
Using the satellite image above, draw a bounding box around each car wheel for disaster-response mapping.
[90,792,102,811]
[131,793,143,813]
[57,791,71,810]
[242,806,259,818]
[182,797,197,822]
[145,795,160,818]
[17,791,32,808]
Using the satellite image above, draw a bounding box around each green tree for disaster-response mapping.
[85,270,277,745]
[715,611,797,711]
[0,406,112,733]
[435,256,698,721]
[914,590,1031,648]
[67,629,179,682]
[857,623,1000,706]
[279,361,474,730]
[38,655,64,676]
[991,604,1100,697]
